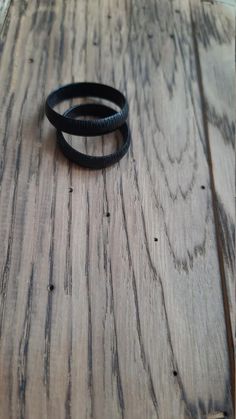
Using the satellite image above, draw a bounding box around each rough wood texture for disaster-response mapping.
[0,0,11,33]
[175,0,235,400]
[191,0,235,399]
[191,0,235,325]
[0,1,234,419]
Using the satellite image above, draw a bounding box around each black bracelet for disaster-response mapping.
[57,103,131,169]
[45,82,129,136]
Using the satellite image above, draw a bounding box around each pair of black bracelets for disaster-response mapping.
[45,82,130,169]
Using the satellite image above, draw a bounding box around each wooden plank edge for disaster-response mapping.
[190,4,235,410]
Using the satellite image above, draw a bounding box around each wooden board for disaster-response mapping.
[190,0,235,399]
[0,0,234,418]
[174,0,235,401]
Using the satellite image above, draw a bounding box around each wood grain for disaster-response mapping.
[174,0,235,402]
[190,0,235,400]
[0,0,11,34]
[190,0,235,324]
[0,0,234,418]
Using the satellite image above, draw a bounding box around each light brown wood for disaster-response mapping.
[0,1,234,419]
[190,0,235,332]
[189,0,235,399]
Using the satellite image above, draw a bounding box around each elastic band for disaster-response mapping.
[57,104,130,169]
[45,82,129,136]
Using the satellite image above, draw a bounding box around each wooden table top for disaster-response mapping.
[0,0,234,418]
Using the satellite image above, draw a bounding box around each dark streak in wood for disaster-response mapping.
[44,152,58,398]
[0,92,14,185]
[86,191,94,418]
[194,6,233,47]
[17,264,34,419]
[216,197,235,276]
[206,103,235,146]
[65,165,72,295]
[65,325,72,419]
[109,264,125,418]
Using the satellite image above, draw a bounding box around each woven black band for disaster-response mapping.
[45,82,128,136]
[57,103,130,169]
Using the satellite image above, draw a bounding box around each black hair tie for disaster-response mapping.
[45,82,128,136]
[57,103,130,169]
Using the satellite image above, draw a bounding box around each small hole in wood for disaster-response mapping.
[93,40,98,46]
[175,9,180,13]
[224,413,228,417]
[201,185,205,190]
[48,284,55,292]
[106,212,110,218]
[170,33,174,39]
[173,370,178,376]
[147,33,153,39]
[29,58,34,63]
[154,238,158,242]
[107,14,112,19]
[69,187,73,193]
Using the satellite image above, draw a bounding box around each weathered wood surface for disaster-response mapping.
[0,1,234,419]
[0,0,11,33]
[191,0,235,326]
[175,0,235,400]
[190,0,235,400]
